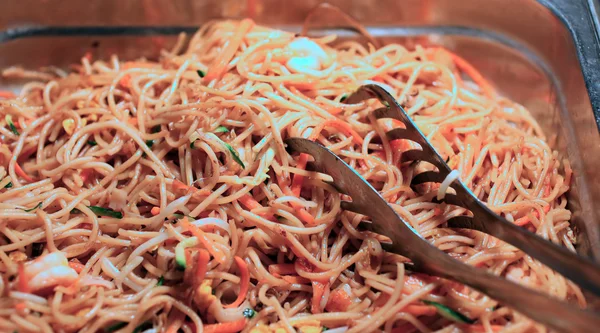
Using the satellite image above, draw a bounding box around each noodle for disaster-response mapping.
[0,19,580,333]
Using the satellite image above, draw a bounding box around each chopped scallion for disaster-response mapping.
[5,115,19,136]
[243,308,256,318]
[422,300,475,324]
[22,202,42,212]
[31,242,44,257]
[4,182,12,189]
[175,237,198,269]
[88,206,123,219]
[197,70,205,78]
[105,321,127,332]
[156,276,164,286]
[87,140,97,146]
[214,125,229,133]
[146,140,154,148]
[224,142,245,169]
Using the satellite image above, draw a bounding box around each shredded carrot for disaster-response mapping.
[18,263,29,293]
[322,119,364,145]
[203,19,255,83]
[195,249,210,282]
[281,275,310,284]
[165,311,186,333]
[239,194,275,220]
[325,287,353,312]
[311,281,328,314]
[404,304,437,316]
[173,179,191,192]
[68,261,85,274]
[14,160,34,183]
[128,117,138,126]
[150,207,161,216]
[122,61,156,70]
[224,256,249,308]
[15,302,27,313]
[238,194,263,210]
[181,218,225,263]
[79,169,93,183]
[202,318,247,333]
[514,204,551,226]
[290,154,310,198]
[295,207,316,225]
[119,75,131,89]
[0,91,15,99]
[268,264,297,275]
[437,48,496,99]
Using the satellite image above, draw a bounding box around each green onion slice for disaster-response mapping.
[5,115,19,135]
[88,206,123,219]
[422,300,475,324]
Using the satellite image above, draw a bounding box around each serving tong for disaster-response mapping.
[285,84,600,333]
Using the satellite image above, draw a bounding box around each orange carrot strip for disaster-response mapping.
[203,19,254,83]
[238,194,262,210]
[224,256,250,308]
[438,48,495,99]
[295,207,316,225]
[291,153,311,197]
[404,304,437,316]
[181,218,225,263]
[195,249,210,282]
[150,207,161,216]
[121,62,156,70]
[281,275,311,284]
[68,261,85,274]
[80,169,93,183]
[514,204,551,226]
[311,281,328,314]
[325,287,353,312]
[128,117,138,126]
[119,75,131,89]
[202,318,247,333]
[322,119,364,145]
[268,264,296,275]
[14,160,34,183]
[165,311,186,333]
[239,194,274,220]
[0,91,16,99]
[18,263,29,293]
[15,302,27,312]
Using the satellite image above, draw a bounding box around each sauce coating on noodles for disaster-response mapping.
[0,19,579,333]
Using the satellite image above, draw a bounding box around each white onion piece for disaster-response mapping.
[326,327,349,333]
[108,188,127,211]
[191,217,231,236]
[437,170,460,201]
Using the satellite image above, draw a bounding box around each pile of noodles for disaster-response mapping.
[0,19,580,333]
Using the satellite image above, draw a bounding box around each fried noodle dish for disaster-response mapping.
[0,18,580,333]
